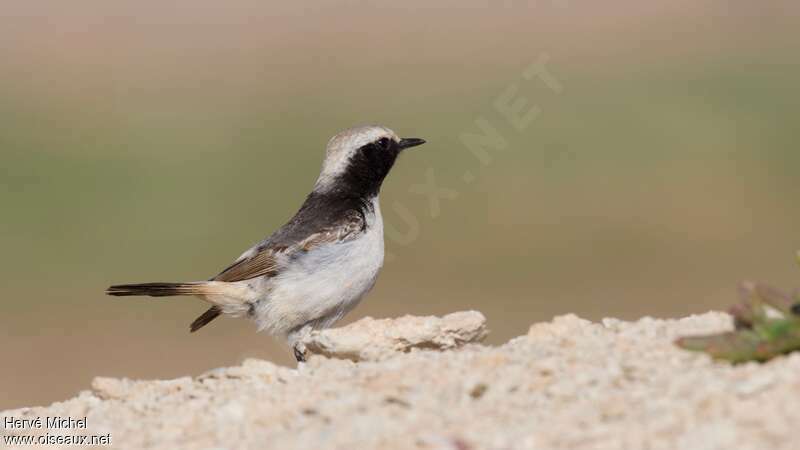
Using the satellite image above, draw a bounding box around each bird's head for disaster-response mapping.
[314,125,425,197]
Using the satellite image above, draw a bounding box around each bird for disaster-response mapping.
[106,125,426,362]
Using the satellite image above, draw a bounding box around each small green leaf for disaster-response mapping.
[676,253,800,363]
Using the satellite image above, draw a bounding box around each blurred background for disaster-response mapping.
[2,1,799,409]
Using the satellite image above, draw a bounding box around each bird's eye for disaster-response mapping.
[377,138,391,149]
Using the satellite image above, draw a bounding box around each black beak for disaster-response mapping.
[398,137,426,150]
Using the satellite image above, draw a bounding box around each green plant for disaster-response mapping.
[676,252,800,363]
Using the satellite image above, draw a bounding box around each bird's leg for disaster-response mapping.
[288,323,313,363]
[293,343,307,362]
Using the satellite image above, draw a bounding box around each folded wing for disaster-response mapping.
[211,209,366,284]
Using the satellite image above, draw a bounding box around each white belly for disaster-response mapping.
[253,200,384,337]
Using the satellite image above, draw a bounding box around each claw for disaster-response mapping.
[293,344,307,363]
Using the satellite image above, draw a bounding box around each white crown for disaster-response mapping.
[315,125,399,190]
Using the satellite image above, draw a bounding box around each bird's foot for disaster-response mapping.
[293,343,307,363]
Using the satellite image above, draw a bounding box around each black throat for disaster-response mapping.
[328,139,401,199]
[268,140,400,248]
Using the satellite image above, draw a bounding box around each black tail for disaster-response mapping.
[106,282,205,297]
[106,281,223,331]
[190,306,222,333]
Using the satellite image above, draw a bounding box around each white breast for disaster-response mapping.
[253,198,385,337]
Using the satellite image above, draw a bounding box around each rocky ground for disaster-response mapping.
[3,311,799,450]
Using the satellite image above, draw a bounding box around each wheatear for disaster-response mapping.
[107,125,426,361]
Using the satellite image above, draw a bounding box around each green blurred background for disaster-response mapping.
[2,1,799,409]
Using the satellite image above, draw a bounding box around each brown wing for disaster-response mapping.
[296,210,366,251]
[213,248,280,282]
[212,210,366,283]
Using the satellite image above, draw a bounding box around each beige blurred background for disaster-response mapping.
[2,1,799,409]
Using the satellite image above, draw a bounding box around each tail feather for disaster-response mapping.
[190,306,222,332]
[106,281,229,332]
[106,282,206,297]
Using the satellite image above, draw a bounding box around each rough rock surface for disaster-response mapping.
[301,311,489,361]
[4,311,800,450]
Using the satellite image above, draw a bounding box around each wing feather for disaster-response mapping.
[212,210,365,283]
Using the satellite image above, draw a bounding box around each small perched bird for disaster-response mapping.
[107,125,426,361]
